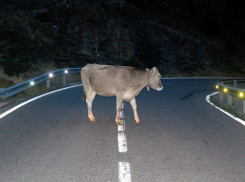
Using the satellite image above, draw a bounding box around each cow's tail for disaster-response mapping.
[83,91,86,102]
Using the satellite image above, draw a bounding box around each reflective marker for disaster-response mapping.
[224,88,228,93]
[239,92,244,97]
[216,85,219,89]
[30,81,35,86]
[64,70,68,74]
[49,73,53,78]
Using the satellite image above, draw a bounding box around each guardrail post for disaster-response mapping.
[62,75,66,87]
[243,100,245,114]
[227,95,232,106]
[46,79,51,89]
[219,81,224,103]
[219,92,224,102]
[233,80,237,88]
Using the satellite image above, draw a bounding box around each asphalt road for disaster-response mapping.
[1,78,245,182]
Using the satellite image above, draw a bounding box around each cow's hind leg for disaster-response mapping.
[130,98,140,125]
[86,90,96,123]
[115,95,123,125]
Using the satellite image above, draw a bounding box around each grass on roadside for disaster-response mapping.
[211,99,245,121]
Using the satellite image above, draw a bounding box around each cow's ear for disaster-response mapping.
[150,67,157,74]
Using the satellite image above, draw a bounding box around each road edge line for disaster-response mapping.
[0,84,83,119]
[206,92,245,126]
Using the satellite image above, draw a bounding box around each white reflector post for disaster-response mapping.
[30,81,35,86]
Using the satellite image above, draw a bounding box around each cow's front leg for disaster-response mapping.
[115,96,123,125]
[130,98,140,125]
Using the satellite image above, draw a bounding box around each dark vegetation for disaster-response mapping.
[0,0,245,80]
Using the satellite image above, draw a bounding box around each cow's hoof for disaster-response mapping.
[136,121,141,125]
[90,118,96,123]
[116,121,122,125]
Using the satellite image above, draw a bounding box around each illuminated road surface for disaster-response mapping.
[1,78,245,181]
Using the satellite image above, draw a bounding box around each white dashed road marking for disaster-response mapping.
[118,102,131,182]
[118,120,125,132]
[118,162,131,182]
[120,111,124,119]
[118,131,128,153]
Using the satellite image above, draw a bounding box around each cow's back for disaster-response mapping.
[81,64,148,98]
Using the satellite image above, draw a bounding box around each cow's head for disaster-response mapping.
[147,67,163,91]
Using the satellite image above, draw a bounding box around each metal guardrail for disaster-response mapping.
[215,79,245,114]
[215,79,245,99]
[0,68,82,100]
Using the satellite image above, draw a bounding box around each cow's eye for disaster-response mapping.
[158,76,161,79]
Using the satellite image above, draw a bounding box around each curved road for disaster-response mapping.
[1,78,245,181]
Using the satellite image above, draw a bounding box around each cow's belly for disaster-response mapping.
[90,80,117,97]
[123,90,139,102]
[96,91,115,97]
[92,87,116,97]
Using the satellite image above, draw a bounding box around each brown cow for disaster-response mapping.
[81,64,163,125]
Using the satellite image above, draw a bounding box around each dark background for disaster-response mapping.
[0,0,244,78]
